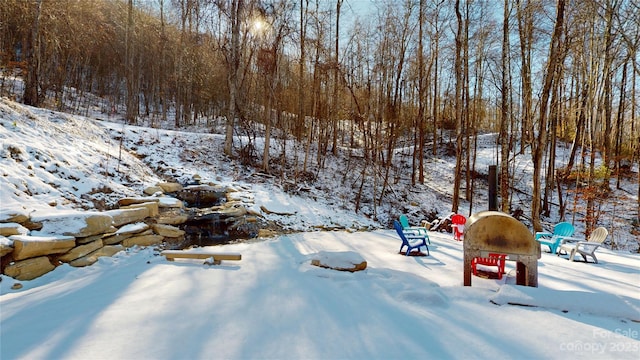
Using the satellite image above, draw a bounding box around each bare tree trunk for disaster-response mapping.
[531,0,565,231]
[295,0,308,182]
[463,1,470,202]
[500,0,511,212]
[23,0,42,107]
[331,0,342,155]
[452,0,464,213]
[125,0,136,124]
[158,0,167,123]
[516,0,533,153]
[601,0,616,189]
[225,0,243,156]
[431,3,442,157]
[543,80,562,216]
[262,76,273,172]
[417,0,425,185]
[565,81,587,176]
[633,50,639,224]
[614,59,627,189]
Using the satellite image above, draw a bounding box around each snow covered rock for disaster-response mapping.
[0,222,28,237]
[152,224,185,238]
[32,211,114,237]
[9,234,76,260]
[310,251,367,272]
[157,182,183,193]
[118,196,161,206]
[155,210,188,225]
[143,185,164,195]
[3,256,56,280]
[121,201,159,217]
[0,209,29,224]
[105,207,150,227]
[102,223,150,245]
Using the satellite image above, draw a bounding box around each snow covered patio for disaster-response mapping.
[2,229,638,360]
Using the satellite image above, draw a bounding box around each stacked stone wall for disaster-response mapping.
[1,180,281,282]
[0,183,190,281]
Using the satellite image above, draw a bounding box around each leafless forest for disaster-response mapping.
[1,0,639,234]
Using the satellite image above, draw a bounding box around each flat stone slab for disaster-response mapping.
[0,222,29,237]
[310,251,367,272]
[31,211,113,237]
[9,234,76,260]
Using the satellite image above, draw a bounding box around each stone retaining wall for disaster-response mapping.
[0,181,265,281]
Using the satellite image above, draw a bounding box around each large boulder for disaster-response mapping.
[32,211,113,237]
[157,197,183,209]
[105,207,150,227]
[10,235,76,261]
[121,202,159,217]
[155,208,188,225]
[4,256,56,280]
[152,224,185,238]
[310,251,367,272]
[157,182,183,193]
[143,185,164,195]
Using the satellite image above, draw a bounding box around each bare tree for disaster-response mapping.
[452,0,464,213]
[531,0,566,231]
[515,0,535,153]
[500,0,511,213]
[23,0,42,106]
[224,0,243,156]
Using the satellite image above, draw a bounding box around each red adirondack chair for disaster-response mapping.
[451,214,466,241]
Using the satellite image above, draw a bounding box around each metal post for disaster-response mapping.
[488,165,498,211]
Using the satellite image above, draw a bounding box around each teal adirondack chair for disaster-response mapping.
[399,215,430,244]
[535,222,575,254]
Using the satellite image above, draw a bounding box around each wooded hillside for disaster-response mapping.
[1,0,638,233]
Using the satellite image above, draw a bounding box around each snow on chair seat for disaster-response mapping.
[472,253,507,279]
[161,250,241,265]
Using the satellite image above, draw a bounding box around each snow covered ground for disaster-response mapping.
[1,97,639,359]
[1,231,639,359]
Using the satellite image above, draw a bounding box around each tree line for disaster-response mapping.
[1,0,638,234]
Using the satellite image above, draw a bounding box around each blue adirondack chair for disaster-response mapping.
[399,215,430,244]
[394,220,430,256]
[535,222,575,254]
